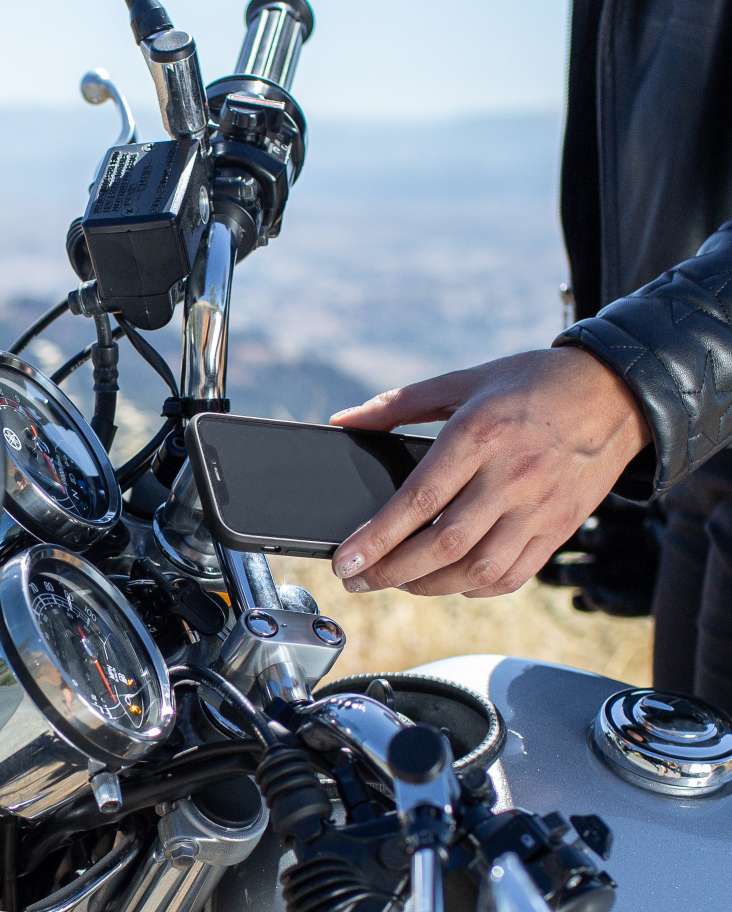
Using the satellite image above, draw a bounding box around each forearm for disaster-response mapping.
[555,220,732,501]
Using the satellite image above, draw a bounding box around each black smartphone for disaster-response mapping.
[186,413,434,557]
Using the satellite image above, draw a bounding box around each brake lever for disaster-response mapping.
[80,68,137,148]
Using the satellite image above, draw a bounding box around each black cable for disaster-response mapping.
[51,326,125,386]
[23,829,140,912]
[140,740,261,777]
[8,299,69,356]
[115,418,177,492]
[1,818,17,912]
[43,320,176,486]
[110,318,180,488]
[169,665,278,749]
[90,314,119,451]
[115,316,179,399]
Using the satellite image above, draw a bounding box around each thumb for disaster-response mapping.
[330,370,470,431]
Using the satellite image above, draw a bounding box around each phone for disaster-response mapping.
[186,413,434,558]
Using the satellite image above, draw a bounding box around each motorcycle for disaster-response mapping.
[0,2,730,910]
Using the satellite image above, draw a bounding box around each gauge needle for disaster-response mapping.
[28,424,64,487]
[76,625,116,701]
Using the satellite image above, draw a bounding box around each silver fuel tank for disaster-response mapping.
[212,655,732,911]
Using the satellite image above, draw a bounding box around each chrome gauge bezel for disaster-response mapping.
[0,351,121,551]
[0,545,175,766]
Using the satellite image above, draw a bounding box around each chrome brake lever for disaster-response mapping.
[80,68,137,147]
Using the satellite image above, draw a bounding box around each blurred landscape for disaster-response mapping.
[0,104,652,685]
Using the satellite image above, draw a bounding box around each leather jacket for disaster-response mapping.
[554,0,732,500]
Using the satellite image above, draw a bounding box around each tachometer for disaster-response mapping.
[0,546,175,819]
[0,352,120,551]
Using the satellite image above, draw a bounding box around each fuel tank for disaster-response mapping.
[213,655,732,911]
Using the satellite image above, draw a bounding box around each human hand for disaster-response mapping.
[329,348,650,598]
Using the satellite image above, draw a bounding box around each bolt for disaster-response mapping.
[198,185,210,225]
[238,176,258,204]
[68,280,103,318]
[245,610,279,638]
[90,771,123,815]
[167,840,199,869]
[313,616,344,646]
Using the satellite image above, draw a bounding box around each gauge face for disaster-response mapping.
[27,556,163,736]
[0,355,120,549]
[0,547,174,765]
[0,369,104,518]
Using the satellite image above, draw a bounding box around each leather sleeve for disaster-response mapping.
[554,220,732,502]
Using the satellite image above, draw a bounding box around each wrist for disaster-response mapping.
[558,346,652,457]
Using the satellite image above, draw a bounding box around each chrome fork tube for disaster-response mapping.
[154,0,311,588]
[153,222,238,582]
[181,221,237,402]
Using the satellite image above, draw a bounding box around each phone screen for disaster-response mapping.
[193,416,433,546]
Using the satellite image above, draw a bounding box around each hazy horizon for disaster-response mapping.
[0,2,570,120]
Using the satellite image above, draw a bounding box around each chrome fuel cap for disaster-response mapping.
[592,689,732,796]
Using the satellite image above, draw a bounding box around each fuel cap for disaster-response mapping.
[592,689,732,796]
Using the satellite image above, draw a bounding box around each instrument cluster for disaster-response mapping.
[0,354,175,818]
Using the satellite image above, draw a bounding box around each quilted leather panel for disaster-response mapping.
[555,220,732,500]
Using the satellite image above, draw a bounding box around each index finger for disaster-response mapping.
[332,423,481,579]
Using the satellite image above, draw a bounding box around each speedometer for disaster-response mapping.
[0,352,120,552]
[0,546,175,818]
[30,569,157,736]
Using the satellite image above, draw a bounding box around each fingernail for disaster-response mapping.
[334,553,365,578]
[330,407,356,422]
[344,576,370,593]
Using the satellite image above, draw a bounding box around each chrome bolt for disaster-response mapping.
[245,610,279,638]
[167,840,199,869]
[313,616,344,646]
[90,771,123,815]
[199,185,211,224]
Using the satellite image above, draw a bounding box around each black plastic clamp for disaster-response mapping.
[162,397,231,420]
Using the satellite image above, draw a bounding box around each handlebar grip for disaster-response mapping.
[236,0,315,91]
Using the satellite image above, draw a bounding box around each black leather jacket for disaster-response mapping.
[554,0,732,500]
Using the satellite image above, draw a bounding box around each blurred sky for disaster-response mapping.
[0,1,569,121]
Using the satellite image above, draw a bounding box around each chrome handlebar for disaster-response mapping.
[152,0,313,580]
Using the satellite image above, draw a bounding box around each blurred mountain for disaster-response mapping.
[0,105,565,431]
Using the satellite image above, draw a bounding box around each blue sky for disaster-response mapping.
[1,1,569,120]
